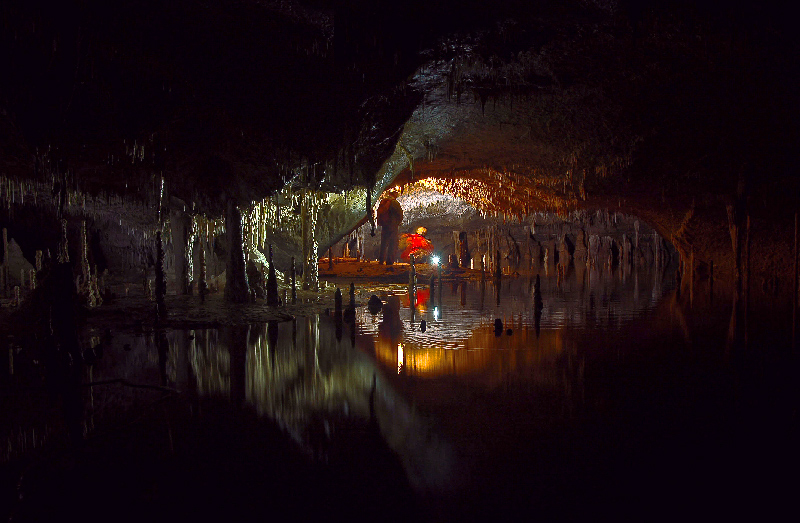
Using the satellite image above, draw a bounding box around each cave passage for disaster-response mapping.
[2,1,799,520]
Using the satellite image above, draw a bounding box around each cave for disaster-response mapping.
[1,1,798,521]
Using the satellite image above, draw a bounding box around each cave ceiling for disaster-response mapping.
[1,0,798,220]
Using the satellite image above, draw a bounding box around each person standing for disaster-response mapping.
[376,193,403,265]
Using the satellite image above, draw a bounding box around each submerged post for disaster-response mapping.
[334,287,343,316]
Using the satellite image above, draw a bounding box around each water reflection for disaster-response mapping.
[357,263,674,382]
[183,317,460,493]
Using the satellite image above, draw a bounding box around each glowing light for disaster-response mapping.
[431,255,440,265]
[433,306,440,321]
[397,343,404,374]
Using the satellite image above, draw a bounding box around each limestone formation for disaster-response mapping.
[574,229,588,262]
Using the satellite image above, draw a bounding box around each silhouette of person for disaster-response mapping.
[376,193,403,265]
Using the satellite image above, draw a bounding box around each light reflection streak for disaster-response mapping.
[397,343,404,374]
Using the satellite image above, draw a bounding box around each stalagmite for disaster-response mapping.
[224,199,250,303]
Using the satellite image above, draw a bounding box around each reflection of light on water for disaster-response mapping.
[359,268,673,384]
[397,343,404,374]
[182,319,461,492]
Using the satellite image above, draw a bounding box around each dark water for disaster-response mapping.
[3,263,798,521]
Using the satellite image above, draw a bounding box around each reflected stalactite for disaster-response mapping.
[335,313,343,341]
[175,330,192,393]
[157,326,169,386]
[304,316,317,387]
[726,286,749,354]
[229,325,249,407]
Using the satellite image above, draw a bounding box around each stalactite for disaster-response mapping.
[155,231,167,319]
[2,228,8,294]
[367,184,375,236]
[89,266,102,307]
[170,212,192,295]
[291,256,297,304]
[199,240,207,303]
[58,219,69,263]
[267,244,279,306]
[79,220,90,302]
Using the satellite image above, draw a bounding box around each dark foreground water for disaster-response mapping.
[2,263,798,521]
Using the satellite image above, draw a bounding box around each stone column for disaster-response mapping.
[224,199,250,303]
[301,190,318,291]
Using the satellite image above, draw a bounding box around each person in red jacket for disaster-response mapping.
[376,193,403,265]
[400,226,434,262]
